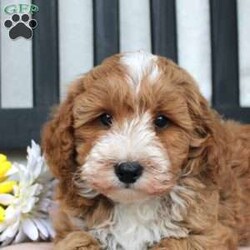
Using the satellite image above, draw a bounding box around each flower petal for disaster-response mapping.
[33,161,42,180]
[0,194,15,206]
[40,219,55,238]
[33,218,49,238]
[21,196,37,213]
[14,228,26,244]
[0,235,14,246]
[6,165,18,176]
[4,220,19,238]
[0,221,18,243]
[5,206,20,223]
[0,221,7,232]
[22,218,39,241]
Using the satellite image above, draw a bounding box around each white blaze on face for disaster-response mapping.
[79,53,170,200]
[120,51,160,92]
[84,112,169,169]
[81,112,171,197]
[96,113,163,161]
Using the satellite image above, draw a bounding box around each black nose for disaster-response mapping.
[114,162,143,184]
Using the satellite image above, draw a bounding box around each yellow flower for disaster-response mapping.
[0,205,5,222]
[0,181,16,194]
[0,154,16,195]
[0,154,12,181]
[0,154,7,162]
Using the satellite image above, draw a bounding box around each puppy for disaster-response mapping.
[42,51,250,250]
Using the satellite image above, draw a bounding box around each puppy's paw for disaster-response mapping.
[54,231,100,250]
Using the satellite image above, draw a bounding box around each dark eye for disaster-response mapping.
[100,113,112,127]
[154,115,169,129]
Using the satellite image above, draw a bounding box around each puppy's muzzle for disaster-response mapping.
[114,161,143,184]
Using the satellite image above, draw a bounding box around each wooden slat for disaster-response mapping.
[119,0,151,53]
[0,108,50,150]
[59,0,93,100]
[150,0,177,62]
[0,0,60,150]
[32,0,59,107]
[176,0,212,101]
[210,0,239,107]
[93,0,119,65]
[214,107,250,123]
[1,0,33,108]
[0,1,2,108]
[237,0,250,107]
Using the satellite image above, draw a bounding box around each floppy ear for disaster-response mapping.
[160,58,219,139]
[181,78,225,182]
[185,85,217,138]
[42,81,83,182]
[42,78,112,212]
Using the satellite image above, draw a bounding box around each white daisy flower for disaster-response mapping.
[0,141,55,246]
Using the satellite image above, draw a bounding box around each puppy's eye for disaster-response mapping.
[100,113,112,127]
[154,115,169,129]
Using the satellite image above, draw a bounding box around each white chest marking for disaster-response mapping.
[88,190,189,250]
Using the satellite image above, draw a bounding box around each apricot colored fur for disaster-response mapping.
[42,53,250,250]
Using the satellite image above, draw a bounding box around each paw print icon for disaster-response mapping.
[4,14,37,39]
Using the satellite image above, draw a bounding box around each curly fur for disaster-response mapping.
[42,51,250,250]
